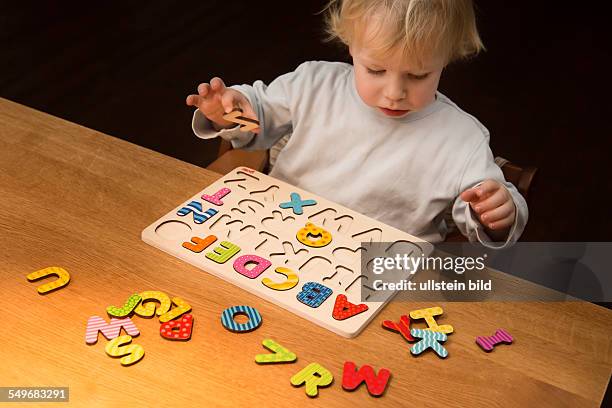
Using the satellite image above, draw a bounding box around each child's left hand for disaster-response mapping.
[460,179,516,232]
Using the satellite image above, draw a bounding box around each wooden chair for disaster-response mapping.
[206,139,538,242]
[206,139,269,175]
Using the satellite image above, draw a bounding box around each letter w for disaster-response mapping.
[342,361,391,397]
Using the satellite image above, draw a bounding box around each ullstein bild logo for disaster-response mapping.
[372,278,493,292]
[371,253,487,275]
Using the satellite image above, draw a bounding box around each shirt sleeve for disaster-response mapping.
[191,109,254,147]
[192,62,313,150]
[451,137,529,249]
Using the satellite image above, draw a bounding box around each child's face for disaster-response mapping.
[350,42,445,118]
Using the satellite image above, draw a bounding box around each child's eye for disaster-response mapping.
[366,68,385,76]
[408,73,430,80]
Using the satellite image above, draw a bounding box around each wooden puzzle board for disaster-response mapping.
[142,167,433,337]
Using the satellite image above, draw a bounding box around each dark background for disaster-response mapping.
[2,1,611,241]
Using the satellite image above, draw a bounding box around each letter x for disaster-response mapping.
[410,328,448,358]
[279,192,317,215]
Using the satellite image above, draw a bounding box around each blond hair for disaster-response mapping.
[324,0,484,65]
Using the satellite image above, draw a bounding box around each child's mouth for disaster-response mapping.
[378,107,411,117]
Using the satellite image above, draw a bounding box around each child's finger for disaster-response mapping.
[185,94,204,107]
[220,90,241,115]
[475,179,501,199]
[486,212,515,230]
[197,83,211,97]
[460,188,479,203]
[472,188,507,214]
[480,200,515,225]
[210,77,226,92]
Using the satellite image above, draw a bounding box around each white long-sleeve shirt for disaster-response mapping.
[192,61,528,248]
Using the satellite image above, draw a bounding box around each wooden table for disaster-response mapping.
[1,97,610,407]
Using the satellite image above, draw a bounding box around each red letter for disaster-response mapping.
[342,361,391,397]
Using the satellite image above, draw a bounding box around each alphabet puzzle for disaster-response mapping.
[142,167,433,337]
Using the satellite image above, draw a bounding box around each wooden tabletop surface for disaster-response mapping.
[1,97,610,407]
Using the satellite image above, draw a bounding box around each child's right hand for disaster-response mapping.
[186,77,259,132]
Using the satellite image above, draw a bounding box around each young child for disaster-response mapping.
[186,0,528,249]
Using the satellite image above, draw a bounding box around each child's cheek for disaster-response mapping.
[409,82,437,110]
[354,72,379,107]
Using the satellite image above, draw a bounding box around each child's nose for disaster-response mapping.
[383,81,406,102]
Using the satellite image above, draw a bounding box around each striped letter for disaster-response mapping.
[262,267,299,291]
[290,363,333,397]
[159,297,192,323]
[255,339,297,364]
[206,241,241,264]
[296,282,332,308]
[410,328,448,358]
[476,329,513,352]
[85,316,139,344]
[177,201,218,224]
[105,335,145,366]
[221,305,262,333]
